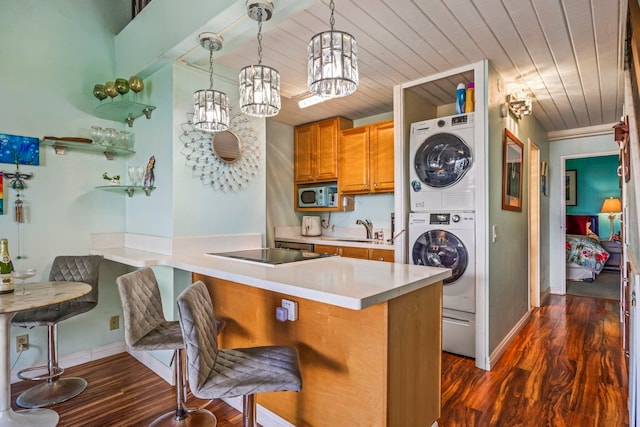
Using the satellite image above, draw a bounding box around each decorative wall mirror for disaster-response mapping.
[502,129,524,212]
[178,109,260,192]
[212,130,242,163]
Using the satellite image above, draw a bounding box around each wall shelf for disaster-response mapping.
[95,185,155,197]
[94,101,156,127]
[41,139,134,160]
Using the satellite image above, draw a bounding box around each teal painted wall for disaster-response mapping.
[566,155,620,239]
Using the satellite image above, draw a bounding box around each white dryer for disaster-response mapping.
[409,211,475,358]
[409,113,475,212]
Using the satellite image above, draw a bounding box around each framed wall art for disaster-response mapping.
[565,169,577,206]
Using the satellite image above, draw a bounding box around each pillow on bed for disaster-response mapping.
[566,215,592,235]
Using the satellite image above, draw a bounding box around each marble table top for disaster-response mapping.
[0,282,91,314]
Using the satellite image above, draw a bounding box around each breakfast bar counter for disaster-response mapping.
[91,233,449,426]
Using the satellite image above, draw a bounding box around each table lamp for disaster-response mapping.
[600,197,622,240]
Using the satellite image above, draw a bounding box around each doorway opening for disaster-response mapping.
[563,154,621,300]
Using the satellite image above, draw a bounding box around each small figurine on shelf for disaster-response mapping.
[143,155,155,187]
[102,172,121,185]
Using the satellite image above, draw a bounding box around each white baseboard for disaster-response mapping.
[11,341,127,384]
[126,349,174,385]
[487,310,531,370]
[222,396,294,427]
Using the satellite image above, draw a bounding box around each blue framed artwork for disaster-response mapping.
[0,133,40,165]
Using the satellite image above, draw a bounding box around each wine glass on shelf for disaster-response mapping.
[105,81,118,101]
[93,84,107,102]
[129,76,143,102]
[90,126,104,145]
[115,78,130,99]
[12,268,36,295]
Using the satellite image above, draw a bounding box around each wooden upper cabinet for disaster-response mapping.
[294,117,352,183]
[370,120,395,192]
[340,119,394,194]
[339,126,370,193]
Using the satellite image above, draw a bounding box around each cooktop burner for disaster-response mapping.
[207,248,333,266]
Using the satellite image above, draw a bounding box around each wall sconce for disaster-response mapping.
[507,90,533,119]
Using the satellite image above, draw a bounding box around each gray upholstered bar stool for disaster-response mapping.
[177,280,303,427]
[116,268,217,426]
[11,254,103,408]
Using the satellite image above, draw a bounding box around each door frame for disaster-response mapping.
[529,141,541,308]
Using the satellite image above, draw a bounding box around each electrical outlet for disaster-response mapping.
[16,334,28,352]
[109,315,119,330]
[281,299,298,321]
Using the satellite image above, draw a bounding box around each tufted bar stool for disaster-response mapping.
[116,268,217,426]
[177,280,302,427]
[12,254,103,408]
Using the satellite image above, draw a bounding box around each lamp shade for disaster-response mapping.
[600,197,621,213]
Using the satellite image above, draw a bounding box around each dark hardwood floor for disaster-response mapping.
[440,294,629,426]
[10,294,628,426]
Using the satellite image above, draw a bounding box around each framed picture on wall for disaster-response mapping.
[565,169,577,206]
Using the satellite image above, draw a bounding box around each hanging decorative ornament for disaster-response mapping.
[1,164,33,223]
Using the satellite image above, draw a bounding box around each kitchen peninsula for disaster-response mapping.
[91,233,450,426]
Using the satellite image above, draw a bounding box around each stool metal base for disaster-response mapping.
[149,409,217,426]
[16,377,87,409]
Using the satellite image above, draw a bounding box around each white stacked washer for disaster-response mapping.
[409,212,475,358]
[409,113,475,212]
[408,112,476,358]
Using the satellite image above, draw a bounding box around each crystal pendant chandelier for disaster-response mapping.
[239,1,281,117]
[307,0,358,98]
[194,33,229,133]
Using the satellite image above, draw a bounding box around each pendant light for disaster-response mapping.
[194,33,229,133]
[307,0,358,98]
[239,1,281,117]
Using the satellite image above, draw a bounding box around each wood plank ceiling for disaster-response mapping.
[176,0,627,132]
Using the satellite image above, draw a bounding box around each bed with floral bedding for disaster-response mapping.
[565,215,610,281]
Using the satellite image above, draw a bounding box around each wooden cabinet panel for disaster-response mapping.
[294,117,352,184]
[340,246,369,259]
[370,120,395,192]
[339,119,394,194]
[340,126,370,193]
[315,244,393,262]
[369,249,394,262]
[294,124,315,182]
[316,119,340,181]
[315,244,341,255]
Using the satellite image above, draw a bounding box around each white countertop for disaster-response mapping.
[91,233,449,310]
[274,226,395,249]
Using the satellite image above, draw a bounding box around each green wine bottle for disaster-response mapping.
[0,239,15,294]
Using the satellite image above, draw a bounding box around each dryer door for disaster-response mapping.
[412,229,468,284]
[414,132,472,188]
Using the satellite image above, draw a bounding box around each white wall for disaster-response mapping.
[0,0,131,369]
[0,0,269,372]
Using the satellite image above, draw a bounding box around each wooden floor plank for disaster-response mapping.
[9,293,628,426]
[440,294,629,426]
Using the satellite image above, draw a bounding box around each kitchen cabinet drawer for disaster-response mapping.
[315,244,393,262]
[340,120,394,194]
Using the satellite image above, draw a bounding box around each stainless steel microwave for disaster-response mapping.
[297,185,338,208]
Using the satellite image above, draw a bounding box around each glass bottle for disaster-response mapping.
[0,239,15,294]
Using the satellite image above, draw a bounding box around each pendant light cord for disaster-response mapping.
[208,44,214,90]
[329,0,335,30]
[257,8,263,65]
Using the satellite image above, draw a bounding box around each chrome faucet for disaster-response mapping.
[356,219,373,239]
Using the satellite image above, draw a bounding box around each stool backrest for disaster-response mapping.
[49,255,102,304]
[177,280,220,392]
[116,268,168,348]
